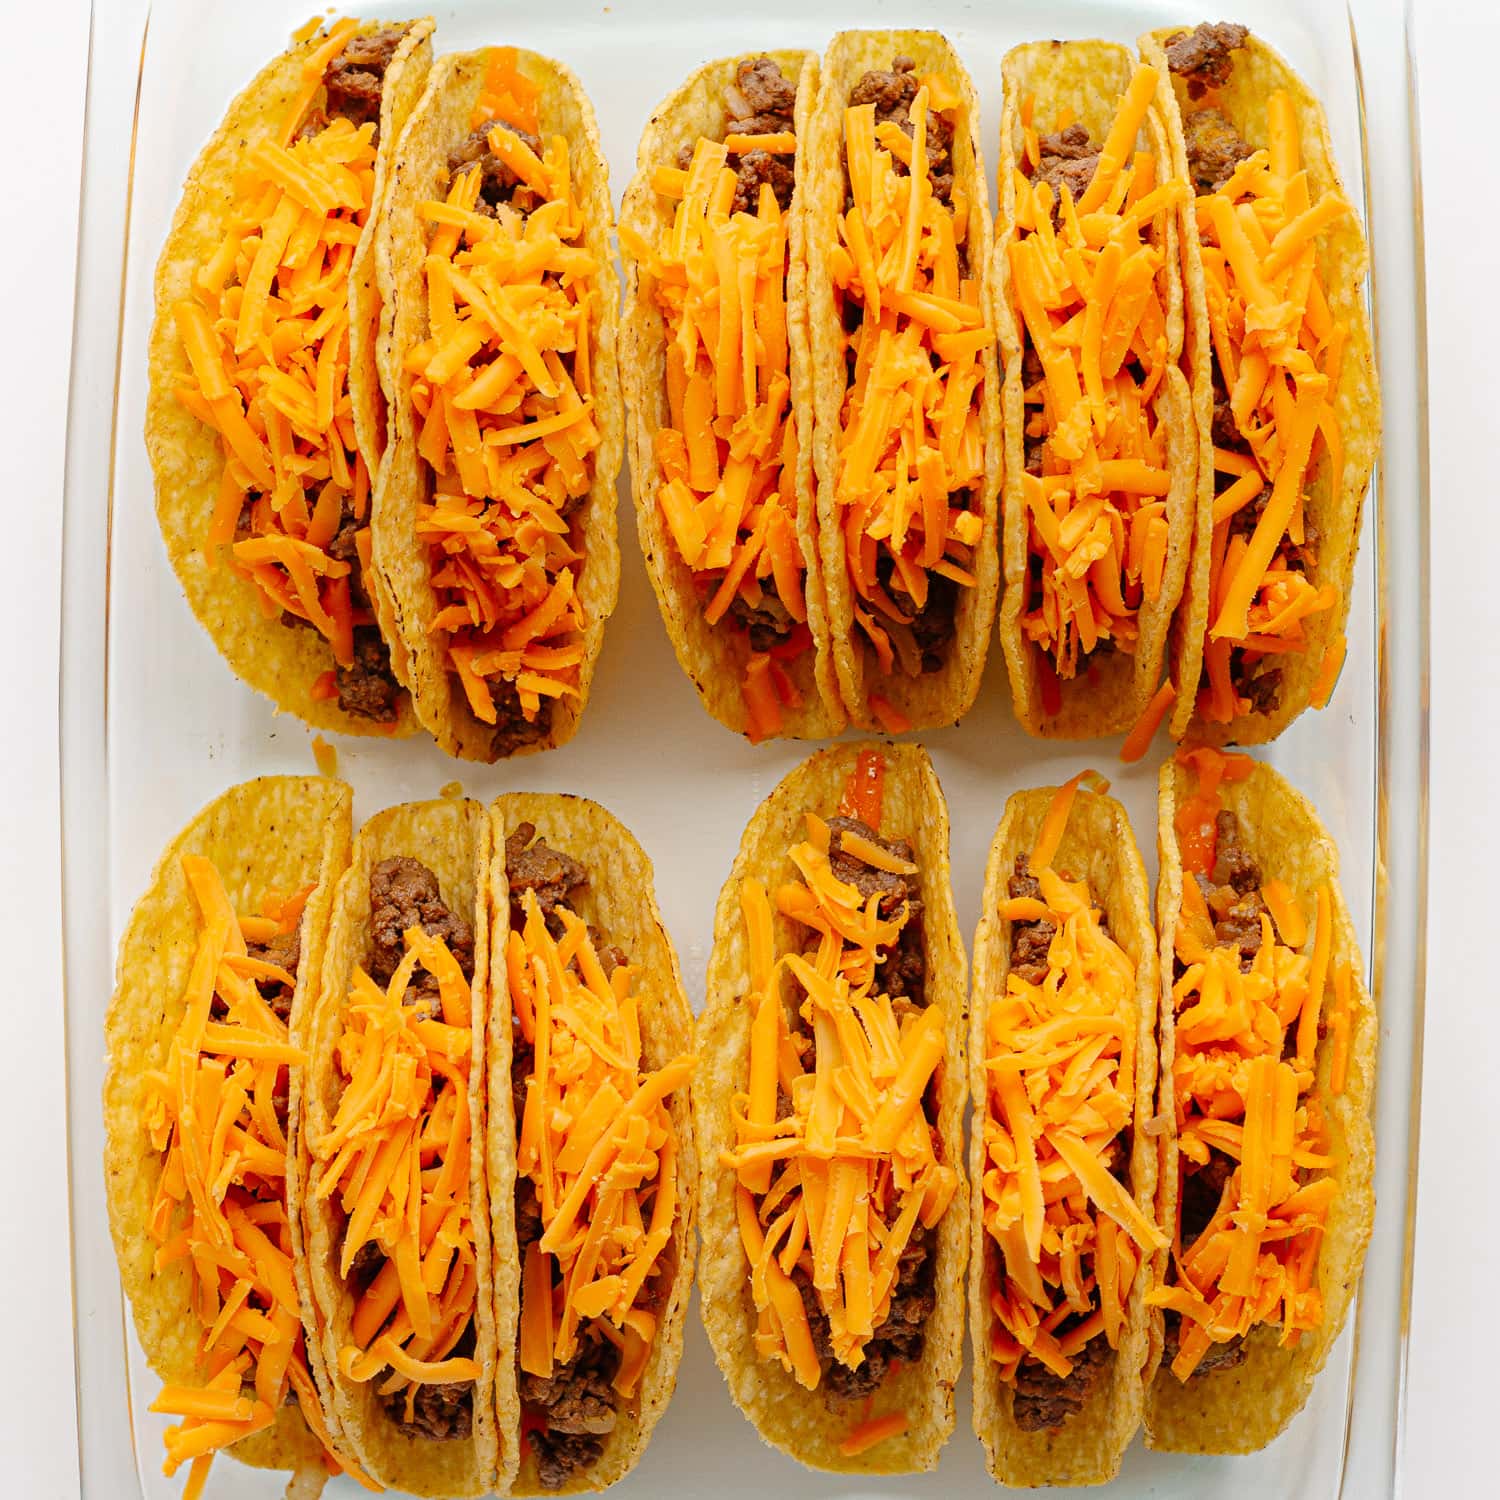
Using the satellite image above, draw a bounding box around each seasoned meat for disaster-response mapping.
[336,627,402,723]
[1021,346,1047,475]
[1162,1313,1247,1375]
[1007,854,1057,986]
[523,1337,620,1487]
[1211,810,1260,892]
[1032,122,1100,211]
[380,1323,476,1439]
[889,569,959,673]
[880,917,928,1007]
[489,676,552,760]
[505,822,588,928]
[448,117,546,216]
[733,149,797,214]
[729,588,796,651]
[1183,107,1253,194]
[734,55,798,121]
[368,856,475,1002]
[1235,664,1282,717]
[1012,1332,1111,1431]
[826,816,918,917]
[323,25,408,135]
[1165,22,1249,99]
[849,58,955,203]
[1180,1148,1236,1245]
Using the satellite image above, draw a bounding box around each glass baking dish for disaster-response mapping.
[58,0,1428,1494]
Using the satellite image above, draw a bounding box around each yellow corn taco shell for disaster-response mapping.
[1140,26,1380,744]
[488,794,697,1493]
[807,33,1001,732]
[994,41,1196,739]
[968,781,1159,1486]
[146,18,432,736]
[698,742,968,1471]
[619,53,846,741]
[372,49,622,761]
[302,798,502,1494]
[104,775,354,1483]
[1148,756,1376,1450]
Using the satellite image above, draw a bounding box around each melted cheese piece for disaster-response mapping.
[141,855,371,1492]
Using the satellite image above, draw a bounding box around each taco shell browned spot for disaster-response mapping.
[104,775,354,1478]
[697,742,968,1471]
[968,783,1158,1485]
[302,798,502,1494]
[1148,757,1376,1450]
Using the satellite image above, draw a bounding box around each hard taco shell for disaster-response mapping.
[994,41,1196,739]
[301,797,503,1495]
[104,775,354,1479]
[806,32,1001,732]
[372,49,621,761]
[1148,757,1376,1450]
[619,53,845,740]
[1139,27,1380,745]
[697,742,968,1471]
[968,783,1158,1486]
[145,19,432,735]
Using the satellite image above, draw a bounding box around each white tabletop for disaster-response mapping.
[0,1,1490,1493]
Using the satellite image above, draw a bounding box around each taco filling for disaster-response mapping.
[1008,70,1187,702]
[405,52,605,757]
[169,18,412,724]
[827,60,987,730]
[504,825,695,1489]
[720,749,958,1449]
[1148,748,1356,1378]
[140,856,365,1493]
[979,781,1165,1431]
[621,56,814,741]
[313,856,484,1438]
[1166,23,1354,723]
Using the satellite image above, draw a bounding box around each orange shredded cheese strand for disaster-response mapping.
[831,81,986,710]
[1146,751,1341,1376]
[511,891,695,1389]
[838,1410,909,1456]
[632,97,812,731]
[143,855,369,1489]
[981,789,1165,1388]
[1119,678,1177,762]
[173,32,383,670]
[314,922,482,1419]
[1187,92,1354,725]
[412,100,603,728]
[724,756,956,1391]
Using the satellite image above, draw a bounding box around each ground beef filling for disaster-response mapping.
[1165,21,1249,100]
[448,117,546,216]
[767,818,938,1398]
[505,827,633,1488]
[1029,122,1100,216]
[1002,855,1118,1429]
[357,857,479,1435]
[323,26,408,133]
[847,57,955,205]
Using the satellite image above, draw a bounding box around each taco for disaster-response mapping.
[805,33,1001,734]
[968,773,1164,1485]
[993,42,1196,740]
[147,16,434,735]
[371,47,622,761]
[1146,747,1376,1451]
[103,775,364,1494]
[302,798,502,1494]
[490,795,698,1492]
[698,743,968,1471]
[1140,23,1380,743]
[619,54,845,742]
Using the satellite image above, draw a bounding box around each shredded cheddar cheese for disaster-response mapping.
[141,855,371,1494]
[1188,92,1353,724]
[1146,748,1341,1377]
[828,77,987,702]
[620,103,811,742]
[508,892,695,1396]
[408,55,602,731]
[314,924,482,1420]
[173,17,382,671]
[722,754,955,1448]
[980,781,1166,1387]
[1010,72,1190,681]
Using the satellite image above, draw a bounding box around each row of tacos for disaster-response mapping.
[105,779,696,1497]
[105,743,1373,1492]
[147,17,1377,760]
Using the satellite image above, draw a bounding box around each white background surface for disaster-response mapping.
[0,1,1490,1495]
